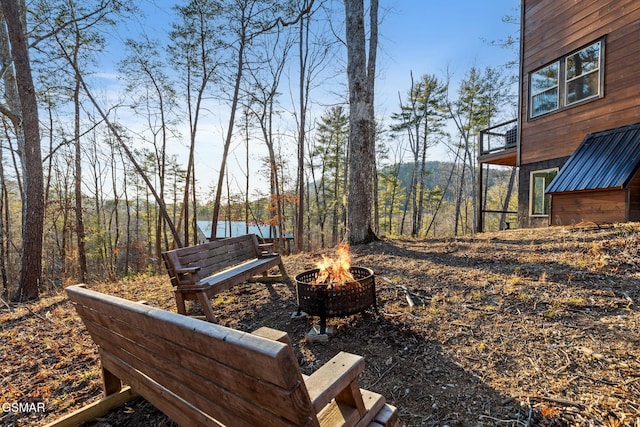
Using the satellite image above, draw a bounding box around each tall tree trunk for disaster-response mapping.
[211,11,247,240]
[1,0,44,300]
[344,0,378,245]
[0,144,7,299]
[465,137,477,234]
[66,57,182,247]
[454,149,468,236]
[416,125,430,236]
[425,148,460,236]
[373,159,379,234]
[244,110,250,235]
[295,1,309,253]
[73,73,88,282]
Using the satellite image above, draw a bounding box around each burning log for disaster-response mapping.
[314,243,355,288]
[294,244,377,336]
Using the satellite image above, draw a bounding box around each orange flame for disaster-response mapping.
[314,243,355,288]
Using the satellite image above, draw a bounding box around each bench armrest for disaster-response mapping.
[174,266,200,274]
[251,326,291,346]
[304,351,366,413]
[257,243,275,256]
[173,266,200,286]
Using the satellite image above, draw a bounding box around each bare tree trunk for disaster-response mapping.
[344,0,378,245]
[0,143,7,299]
[64,57,182,247]
[211,6,247,240]
[110,141,122,278]
[244,110,250,235]
[295,2,309,253]
[73,69,88,283]
[1,0,44,300]
[211,1,315,240]
[425,148,460,236]
[465,138,477,234]
[454,149,468,236]
[373,159,379,234]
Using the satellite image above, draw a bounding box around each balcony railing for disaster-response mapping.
[479,119,517,156]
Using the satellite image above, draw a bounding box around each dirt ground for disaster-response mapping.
[1,224,639,426]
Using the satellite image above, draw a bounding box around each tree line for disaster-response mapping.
[0,0,517,301]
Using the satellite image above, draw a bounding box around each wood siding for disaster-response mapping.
[520,0,640,165]
[628,172,640,222]
[550,190,628,225]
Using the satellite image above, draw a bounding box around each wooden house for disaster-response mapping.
[478,0,640,229]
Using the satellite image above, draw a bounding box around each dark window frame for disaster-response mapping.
[528,37,605,120]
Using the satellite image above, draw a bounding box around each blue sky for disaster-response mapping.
[107,0,520,113]
[98,0,520,195]
[376,0,520,114]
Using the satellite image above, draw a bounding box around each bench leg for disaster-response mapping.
[174,290,187,315]
[196,292,217,322]
[278,260,288,279]
[102,366,122,396]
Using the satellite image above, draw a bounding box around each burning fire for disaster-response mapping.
[314,243,355,288]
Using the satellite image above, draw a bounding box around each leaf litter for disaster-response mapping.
[1,224,639,426]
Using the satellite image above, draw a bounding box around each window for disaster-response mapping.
[565,41,601,105]
[529,39,604,119]
[530,169,557,216]
[531,63,559,117]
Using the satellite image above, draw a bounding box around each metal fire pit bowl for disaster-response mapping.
[294,266,377,334]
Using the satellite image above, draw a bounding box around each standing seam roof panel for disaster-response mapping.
[546,122,640,194]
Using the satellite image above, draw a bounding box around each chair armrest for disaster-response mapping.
[304,351,365,413]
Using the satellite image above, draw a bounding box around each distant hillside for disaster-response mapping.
[380,161,514,200]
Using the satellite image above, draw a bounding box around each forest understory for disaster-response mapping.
[1,224,639,426]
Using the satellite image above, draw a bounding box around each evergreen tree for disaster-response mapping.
[309,106,349,246]
[391,73,448,237]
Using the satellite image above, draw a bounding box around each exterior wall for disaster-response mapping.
[520,0,640,165]
[518,157,567,228]
[628,172,640,222]
[515,0,640,228]
[550,190,628,225]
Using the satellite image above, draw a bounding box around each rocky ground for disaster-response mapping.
[1,224,639,426]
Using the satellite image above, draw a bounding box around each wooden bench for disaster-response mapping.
[162,234,288,322]
[62,285,399,427]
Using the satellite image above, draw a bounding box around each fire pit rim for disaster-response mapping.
[294,266,377,335]
[294,265,374,289]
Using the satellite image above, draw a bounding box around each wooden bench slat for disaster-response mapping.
[162,234,288,321]
[73,304,313,424]
[196,259,282,294]
[62,285,399,427]
[99,350,233,427]
[198,257,280,284]
[98,339,303,427]
[69,288,301,389]
[196,249,268,277]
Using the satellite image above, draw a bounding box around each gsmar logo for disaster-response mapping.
[1,402,46,413]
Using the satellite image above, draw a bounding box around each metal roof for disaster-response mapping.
[546,122,640,194]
